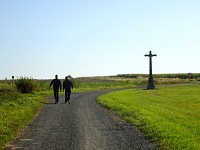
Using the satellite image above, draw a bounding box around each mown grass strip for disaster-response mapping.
[97,84,200,149]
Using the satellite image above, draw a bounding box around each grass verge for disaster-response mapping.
[0,85,46,149]
[97,84,200,149]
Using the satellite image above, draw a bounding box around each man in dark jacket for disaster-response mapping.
[50,75,61,104]
[63,76,73,103]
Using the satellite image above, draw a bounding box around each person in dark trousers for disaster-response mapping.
[50,75,61,104]
[63,76,73,103]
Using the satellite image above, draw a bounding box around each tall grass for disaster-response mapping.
[71,77,134,92]
[0,83,45,149]
[73,75,194,91]
[97,84,200,149]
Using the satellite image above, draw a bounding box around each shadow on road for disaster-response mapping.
[41,102,55,105]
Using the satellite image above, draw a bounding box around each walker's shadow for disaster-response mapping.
[41,102,66,104]
[41,102,55,105]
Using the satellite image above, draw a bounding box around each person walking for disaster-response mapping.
[50,75,61,104]
[63,76,73,103]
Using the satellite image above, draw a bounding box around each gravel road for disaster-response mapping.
[5,90,159,150]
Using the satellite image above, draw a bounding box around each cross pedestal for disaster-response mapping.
[144,51,157,89]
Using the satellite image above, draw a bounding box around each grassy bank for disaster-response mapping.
[97,84,200,149]
[0,84,46,149]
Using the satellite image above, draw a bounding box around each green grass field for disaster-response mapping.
[97,84,200,149]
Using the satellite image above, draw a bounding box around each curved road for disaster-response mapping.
[5,90,158,150]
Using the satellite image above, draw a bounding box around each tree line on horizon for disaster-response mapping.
[116,73,200,79]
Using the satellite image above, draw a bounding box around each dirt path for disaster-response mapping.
[5,90,158,150]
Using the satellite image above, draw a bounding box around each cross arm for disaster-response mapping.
[144,54,157,57]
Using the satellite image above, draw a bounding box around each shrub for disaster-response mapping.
[15,77,37,93]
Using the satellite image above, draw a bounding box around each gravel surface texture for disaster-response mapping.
[5,90,159,150]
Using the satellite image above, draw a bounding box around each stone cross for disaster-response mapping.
[144,51,157,89]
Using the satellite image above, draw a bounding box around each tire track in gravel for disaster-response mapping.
[5,90,159,150]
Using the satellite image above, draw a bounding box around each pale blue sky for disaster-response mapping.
[1,0,200,79]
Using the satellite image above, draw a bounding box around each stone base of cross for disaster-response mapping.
[147,76,155,89]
